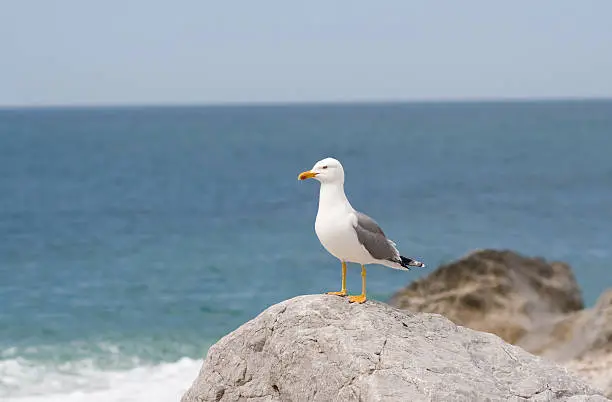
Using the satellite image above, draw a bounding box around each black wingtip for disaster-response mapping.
[400,256,426,269]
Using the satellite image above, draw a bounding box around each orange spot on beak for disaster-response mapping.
[298,170,318,180]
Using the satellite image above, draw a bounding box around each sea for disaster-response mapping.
[1,100,611,401]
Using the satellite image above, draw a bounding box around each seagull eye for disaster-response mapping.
[322,166,328,170]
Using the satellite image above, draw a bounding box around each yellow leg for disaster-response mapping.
[326,261,347,296]
[348,265,367,303]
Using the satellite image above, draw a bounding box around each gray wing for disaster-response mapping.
[353,211,400,261]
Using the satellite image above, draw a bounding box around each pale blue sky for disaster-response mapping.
[1,1,611,106]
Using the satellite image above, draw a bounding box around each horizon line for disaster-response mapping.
[1,95,611,110]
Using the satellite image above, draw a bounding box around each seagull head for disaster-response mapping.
[298,157,345,184]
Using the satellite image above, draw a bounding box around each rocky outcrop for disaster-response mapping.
[389,250,612,398]
[574,289,612,358]
[182,295,607,402]
[566,354,612,401]
[520,289,612,362]
[562,290,612,397]
[389,249,583,345]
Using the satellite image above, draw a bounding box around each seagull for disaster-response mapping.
[298,157,425,304]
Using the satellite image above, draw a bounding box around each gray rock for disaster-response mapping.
[182,295,608,402]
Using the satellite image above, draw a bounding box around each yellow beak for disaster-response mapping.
[298,170,318,180]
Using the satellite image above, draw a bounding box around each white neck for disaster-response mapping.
[318,182,352,214]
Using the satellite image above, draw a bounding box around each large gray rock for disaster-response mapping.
[182,295,608,402]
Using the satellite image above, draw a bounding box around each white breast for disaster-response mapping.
[315,207,373,263]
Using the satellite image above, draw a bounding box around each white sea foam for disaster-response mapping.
[0,355,202,402]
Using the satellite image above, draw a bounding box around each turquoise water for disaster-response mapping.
[1,101,611,400]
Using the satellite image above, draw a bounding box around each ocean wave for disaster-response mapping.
[0,343,207,402]
[0,355,201,402]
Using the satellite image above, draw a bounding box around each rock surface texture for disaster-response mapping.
[389,250,612,398]
[182,295,607,402]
